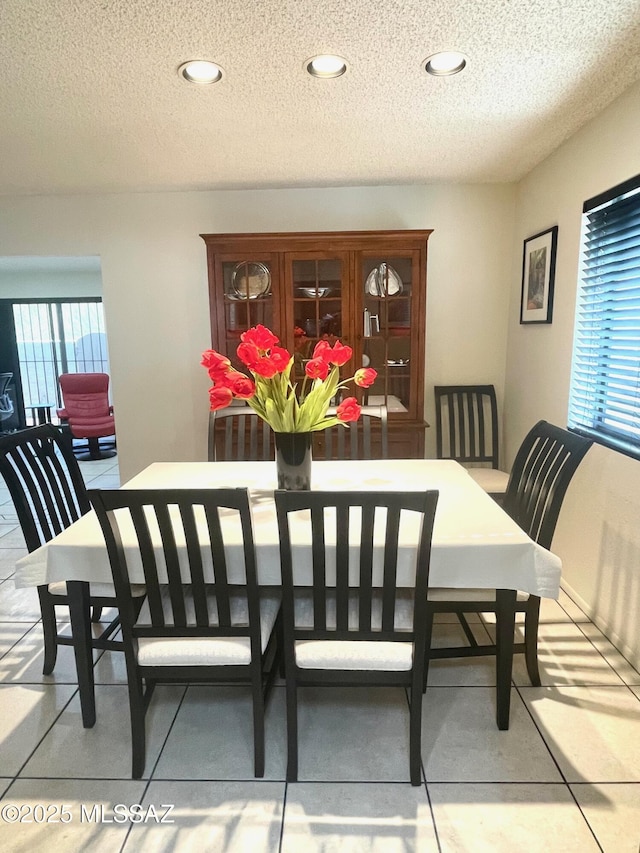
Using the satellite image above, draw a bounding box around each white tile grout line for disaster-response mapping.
[516,682,605,851]
[116,684,189,853]
[0,620,35,661]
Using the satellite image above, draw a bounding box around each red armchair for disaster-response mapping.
[57,373,116,460]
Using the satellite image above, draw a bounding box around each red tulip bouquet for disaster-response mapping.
[201,324,377,433]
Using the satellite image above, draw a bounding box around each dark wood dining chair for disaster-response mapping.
[208,406,273,461]
[322,404,389,460]
[434,385,509,499]
[89,487,281,779]
[275,488,439,786]
[0,425,143,693]
[427,420,593,685]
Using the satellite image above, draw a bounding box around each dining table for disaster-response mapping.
[13,458,561,731]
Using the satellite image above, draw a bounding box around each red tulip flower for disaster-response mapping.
[354,367,377,388]
[305,358,330,380]
[336,397,361,422]
[202,349,231,376]
[237,342,261,369]
[251,356,279,379]
[227,373,256,399]
[201,349,229,370]
[312,340,332,362]
[241,324,279,351]
[209,385,234,411]
[328,341,353,366]
[270,346,292,373]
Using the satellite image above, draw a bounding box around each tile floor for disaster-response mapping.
[0,457,639,851]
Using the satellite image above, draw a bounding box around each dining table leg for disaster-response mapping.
[67,580,96,728]
[495,588,517,730]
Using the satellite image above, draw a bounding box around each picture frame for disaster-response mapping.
[520,225,558,324]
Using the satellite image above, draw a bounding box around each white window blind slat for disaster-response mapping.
[568,176,640,459]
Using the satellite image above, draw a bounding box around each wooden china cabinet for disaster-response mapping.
[201,230,432,457]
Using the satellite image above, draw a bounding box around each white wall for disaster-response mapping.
[505,80,640,666]
[0,269,102,298]
[0,184,515,481]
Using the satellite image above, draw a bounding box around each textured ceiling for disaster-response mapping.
[1,0,640,196]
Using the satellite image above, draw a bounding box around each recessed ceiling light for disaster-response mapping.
[305,54,347,79]
[178,60,223,84]
[424,51,467,77]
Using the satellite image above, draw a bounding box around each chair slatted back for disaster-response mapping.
[504,421,592,549]
[89,488,262,655]
[275,490,438,645]
[0,425,90,552]
[323,406,389,460]
[435,385,500,467]
[208,409,273,462]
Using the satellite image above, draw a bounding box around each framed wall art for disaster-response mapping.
[520,225,558,324]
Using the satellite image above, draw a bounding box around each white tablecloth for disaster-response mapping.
[13,459,561,598]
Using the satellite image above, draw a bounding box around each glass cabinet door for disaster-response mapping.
[217,256,277,370]
[359,252,419,417]
[285,253,349,383]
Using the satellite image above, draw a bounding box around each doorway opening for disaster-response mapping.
[12,298,108,422]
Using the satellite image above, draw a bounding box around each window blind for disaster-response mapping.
[568,174,640,459]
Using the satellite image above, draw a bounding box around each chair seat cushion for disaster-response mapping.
[292,588,415,671]
[136,589,281,667]
[48,581,146,598]
[467,467,510,494]
[68,416,115,438]
[295,639,413,671]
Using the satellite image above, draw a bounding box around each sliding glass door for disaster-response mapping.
[7,298,108,421]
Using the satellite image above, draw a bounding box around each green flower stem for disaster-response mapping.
[300,374,310,402]
[245,362,360,433]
